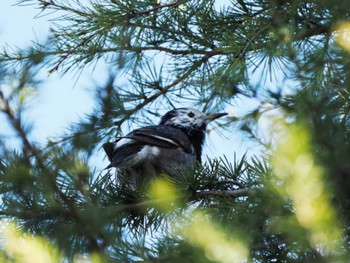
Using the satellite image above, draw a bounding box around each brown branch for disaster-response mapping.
[294,24,330,41]
[48,33,97,73]
[216,179,245,189]
[43,0,191,73]
[104,189,252,213]
[36,0,90,17]
[38,0,190,19]
[0,91,45,167]
[127,0,190,19]
[107,189,252,212]
[94,45,219,56]
[15,1,331,73]
[0,88,105,251]
[196,189,252,198]
[0,45,222,64]
[113,51,215,127]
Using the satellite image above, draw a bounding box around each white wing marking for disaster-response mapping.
[114,138,133,150]
[118,145,160,168]
[147,134,179,146]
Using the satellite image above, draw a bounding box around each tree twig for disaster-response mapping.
[0,91,44,167]
[196,189,251,198]
[0,88,105,251]
[113,51,216,127]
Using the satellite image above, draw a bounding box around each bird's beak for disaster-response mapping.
[205,112,228,122]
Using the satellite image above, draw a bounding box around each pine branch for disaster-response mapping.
[196,188,251,198]
[295,23,330,40]
[2,1,350,261]
[1,1,332,76]
[0,91,44,167]
[125,0,190,19]
[36,0,89,17]
[34,0,192,73]
[36,0,190,18]
[0,79,107,252]
[112,51,216,127]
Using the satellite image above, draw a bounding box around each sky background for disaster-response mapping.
[0,1,269,170]
[0,0,103,135]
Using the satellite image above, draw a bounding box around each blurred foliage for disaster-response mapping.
[1,0,350,262]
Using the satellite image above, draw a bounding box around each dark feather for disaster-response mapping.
[102,108,224,175]
[105,125,195,168]
[103,142,115,161]
[110,143,144,167]
[126,126,194,153]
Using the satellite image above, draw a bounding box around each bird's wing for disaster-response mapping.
[103,125,193,168]
[127,125,193,153]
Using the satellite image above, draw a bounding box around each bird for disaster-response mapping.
[103,108,227,181]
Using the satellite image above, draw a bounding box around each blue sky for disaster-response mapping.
[0,1,267,170]
[0,1,109,136]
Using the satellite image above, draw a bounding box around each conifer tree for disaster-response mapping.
[1,0,350,262]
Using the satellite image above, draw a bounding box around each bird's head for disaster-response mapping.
[159,108,227,133]
[159,108,206,132]
[159,108,227,164]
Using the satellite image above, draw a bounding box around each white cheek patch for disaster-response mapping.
[171,117,192,127]
[163,110,206,128]
[171,118,182,125]
[194,116,206,126]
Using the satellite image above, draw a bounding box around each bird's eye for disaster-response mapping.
[187,112,195,118]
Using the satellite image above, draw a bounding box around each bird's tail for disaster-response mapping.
[103,142,115,161]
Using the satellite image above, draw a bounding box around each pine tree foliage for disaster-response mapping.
[1,0,350,262]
